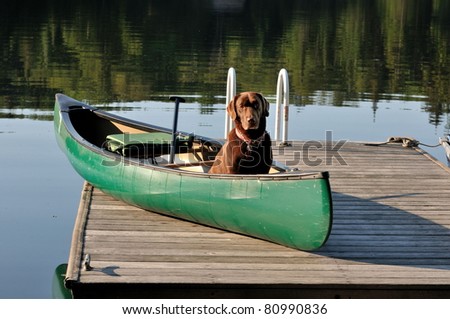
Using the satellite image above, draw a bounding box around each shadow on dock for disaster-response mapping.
[317,191,450,270]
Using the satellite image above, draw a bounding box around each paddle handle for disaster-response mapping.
[169,96,185,164]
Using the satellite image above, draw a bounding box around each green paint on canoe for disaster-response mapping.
[52,264,72,299]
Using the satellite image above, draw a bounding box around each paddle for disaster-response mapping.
[169,96,185,164]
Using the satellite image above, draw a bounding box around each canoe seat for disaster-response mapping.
[105,132,193,158]
[163,160,216,173]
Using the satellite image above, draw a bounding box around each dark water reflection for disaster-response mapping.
[1,0,450,124]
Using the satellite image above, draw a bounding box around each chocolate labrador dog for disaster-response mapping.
[209,92,272,174]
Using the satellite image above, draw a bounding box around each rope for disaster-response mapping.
[418,141,442,148]
[365,136,441,148]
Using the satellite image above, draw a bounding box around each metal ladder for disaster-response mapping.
[224,67,290,146]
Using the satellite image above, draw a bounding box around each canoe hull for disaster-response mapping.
[54,94,332,251]
[52,264,72,299]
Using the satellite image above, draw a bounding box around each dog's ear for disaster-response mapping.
[257,93,270,117]
[227,94,239,120]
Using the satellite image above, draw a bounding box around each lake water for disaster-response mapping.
[1,0,450,298]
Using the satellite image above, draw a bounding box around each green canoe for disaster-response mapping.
[52,264,72,299]
[54,94,332,251]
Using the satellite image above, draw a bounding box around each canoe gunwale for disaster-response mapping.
[55,94,330,182]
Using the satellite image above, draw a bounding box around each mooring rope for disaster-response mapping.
[365,136,441,148]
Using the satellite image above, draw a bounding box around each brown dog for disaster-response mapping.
[209,92,272,174]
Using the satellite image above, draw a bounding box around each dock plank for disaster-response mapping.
[65,141,450,298]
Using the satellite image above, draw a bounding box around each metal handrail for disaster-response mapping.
[275,68,290,145]
[223,67,290,145]
[224,67,236,138]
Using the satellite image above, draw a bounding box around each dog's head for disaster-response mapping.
[227,92,269,130]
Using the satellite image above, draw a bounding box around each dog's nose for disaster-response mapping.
[247,116,255,124]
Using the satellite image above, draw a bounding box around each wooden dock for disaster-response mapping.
[65,141,450,298]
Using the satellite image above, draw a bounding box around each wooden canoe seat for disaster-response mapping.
[163,160,284,174]
[163,160,215,172]
[105,132,193,158]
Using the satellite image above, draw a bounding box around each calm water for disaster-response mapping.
[1,0,450,298]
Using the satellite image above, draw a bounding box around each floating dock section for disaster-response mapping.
[65,141,450,298]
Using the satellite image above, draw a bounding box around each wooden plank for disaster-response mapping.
[65,183,93,284]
